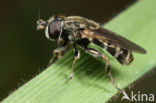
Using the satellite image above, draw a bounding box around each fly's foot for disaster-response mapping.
[69,72,74,81]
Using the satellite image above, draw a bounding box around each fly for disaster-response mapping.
[37,15,147,92]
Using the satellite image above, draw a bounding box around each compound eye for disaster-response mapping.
[48,20,62,40]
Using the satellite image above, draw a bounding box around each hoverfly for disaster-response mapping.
[37,15,146,92]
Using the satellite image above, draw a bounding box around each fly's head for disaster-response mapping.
[37,15,64,41]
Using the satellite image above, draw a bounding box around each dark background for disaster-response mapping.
[0,0,156,102]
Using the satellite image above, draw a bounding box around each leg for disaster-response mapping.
[85,48,122,92]
[49,41,68,66]
[57,39,62,59]
[103,55,122,91]
[69,43,80,80]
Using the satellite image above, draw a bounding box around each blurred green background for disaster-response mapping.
[0,0,155,102]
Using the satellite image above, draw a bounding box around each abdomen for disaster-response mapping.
[93,38,133,65]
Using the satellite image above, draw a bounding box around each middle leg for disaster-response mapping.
[69,43,80,80]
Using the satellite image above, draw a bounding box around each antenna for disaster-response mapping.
[38,9,41,19]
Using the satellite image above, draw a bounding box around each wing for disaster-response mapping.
[82,28,147,54]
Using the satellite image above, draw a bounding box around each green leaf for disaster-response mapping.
[2,0,156,103]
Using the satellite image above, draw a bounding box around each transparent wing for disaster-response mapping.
[92,28,147,54]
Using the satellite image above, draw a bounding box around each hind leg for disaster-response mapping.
[85,48,122,91]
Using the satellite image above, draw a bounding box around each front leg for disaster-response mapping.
[49,41,68,66]
[57,39,62,59]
